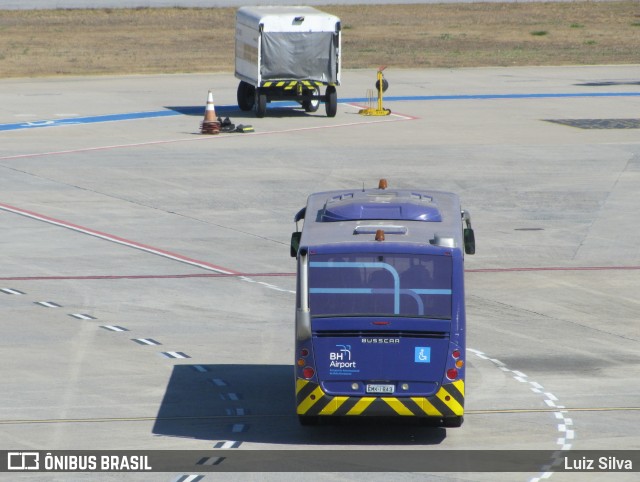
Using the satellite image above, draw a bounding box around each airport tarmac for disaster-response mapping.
[0,65,639,481]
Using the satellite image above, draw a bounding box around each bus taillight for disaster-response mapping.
[301,348,309,357]
[303,367,315,379]
[452,349,461,359]
[446,368,458,380]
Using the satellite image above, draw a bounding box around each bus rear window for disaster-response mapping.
[308,253,452,318]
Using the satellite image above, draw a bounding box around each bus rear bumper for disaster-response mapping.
[296,378,464,418]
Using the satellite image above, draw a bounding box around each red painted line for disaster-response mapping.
[1,265,638,283]
[0,202,239,275]
[0,136,218,161]
[343,102,420,121]
[0,273,296,281]
[467,266,640,273]
[0,106,417,161]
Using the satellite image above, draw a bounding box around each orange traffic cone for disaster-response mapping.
[200,90,221,134]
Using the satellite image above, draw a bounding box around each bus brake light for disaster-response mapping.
[446,368,458,380]
[303,367,315,379]
[452,349,461,359]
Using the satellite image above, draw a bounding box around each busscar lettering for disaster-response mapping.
[361,338,400,344]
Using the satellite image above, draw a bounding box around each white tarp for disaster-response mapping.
[261,31,337,82]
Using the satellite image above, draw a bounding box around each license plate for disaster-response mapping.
[366,384,394,394]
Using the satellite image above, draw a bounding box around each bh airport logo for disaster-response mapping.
[8,452,40,470]
[329,344,357,369]
[415,346,431,363]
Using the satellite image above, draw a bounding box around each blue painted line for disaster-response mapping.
[343,92,640,103]
[0,110,178,132]
[0,104,235,133]
[2,92,639,132]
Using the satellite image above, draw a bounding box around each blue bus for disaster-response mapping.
[290,180,475,426]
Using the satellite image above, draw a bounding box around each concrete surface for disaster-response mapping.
[0,65,639,481]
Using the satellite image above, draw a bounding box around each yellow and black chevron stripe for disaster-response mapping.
[296,379,464,417]
[262,80,325,90]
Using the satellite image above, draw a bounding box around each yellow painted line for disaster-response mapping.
[0,406,638,425]
[467,406,640,415]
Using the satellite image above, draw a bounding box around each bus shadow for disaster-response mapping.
[152,364,447,446]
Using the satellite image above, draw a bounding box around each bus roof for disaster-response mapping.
[299,183,465,251]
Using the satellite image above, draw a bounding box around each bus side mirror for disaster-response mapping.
[464,228,475,255]
[290,232,302,257]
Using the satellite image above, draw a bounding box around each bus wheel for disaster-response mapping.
[443,416,464,428]
[255,89,267,118]
[325,85,337,117]
[298,415,319,426]
[237,81,255,111]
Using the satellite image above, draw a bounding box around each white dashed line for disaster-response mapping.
[100,325,129,332]
[196,457,224,466]
[213,440,242,449]
[69,313,96,320]
[131,338,161,346]
[470,349,573,482]
[161,351,191,359]
[220,393,241,401]
[1,288,25,295]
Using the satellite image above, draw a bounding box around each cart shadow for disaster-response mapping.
[152,364,447,446]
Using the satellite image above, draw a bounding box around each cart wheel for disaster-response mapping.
[237,81,255,111]
[255,89,267,118]
[325,85,337,117]
[302,87,320,113]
